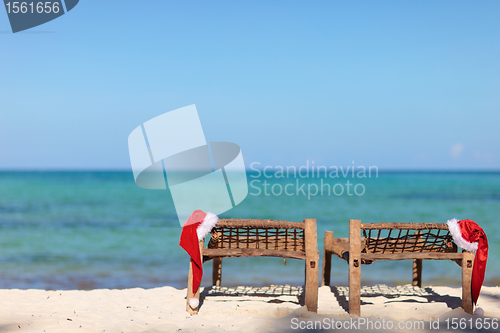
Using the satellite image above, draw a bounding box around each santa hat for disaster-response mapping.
[179,210,219,309]
[446,218,488,305]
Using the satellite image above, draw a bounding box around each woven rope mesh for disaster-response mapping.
[328,223,458,261]
[361,227,456,254]
[207,219,306,252]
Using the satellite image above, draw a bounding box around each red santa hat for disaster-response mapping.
[446,218,488,305]
[179,210,219,309]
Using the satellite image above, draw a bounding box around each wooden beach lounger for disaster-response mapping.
[321,220,475,315]
[187,218,319,314]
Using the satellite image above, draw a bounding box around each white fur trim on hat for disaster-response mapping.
[196,212,219,241]
[447,218,479,252]
[189,297,199,309]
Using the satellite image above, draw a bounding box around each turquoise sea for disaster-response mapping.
[0,171,498,290]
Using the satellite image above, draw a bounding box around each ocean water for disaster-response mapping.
[0,171,498,290]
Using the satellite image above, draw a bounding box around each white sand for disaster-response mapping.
[0,284,499,332]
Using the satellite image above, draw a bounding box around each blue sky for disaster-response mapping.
[1,1,499,170]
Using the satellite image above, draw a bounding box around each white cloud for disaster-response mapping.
[450,144,463,159]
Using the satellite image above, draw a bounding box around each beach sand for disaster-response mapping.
[0,284,499,332]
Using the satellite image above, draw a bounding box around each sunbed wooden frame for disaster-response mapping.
[321,219,475,315]
[187,218,319,314]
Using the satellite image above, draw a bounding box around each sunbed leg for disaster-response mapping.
[186,240,204,314]
[212,258,222,286]
[462,251,474,314]
[304,218,319,313]
[349,219,361,316]
[321,231,334,286]
[412,259,422,287]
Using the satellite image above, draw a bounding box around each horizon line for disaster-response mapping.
[0,168,499,172]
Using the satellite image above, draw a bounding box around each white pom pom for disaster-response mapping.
[197,212,219,241]
[474,307,484,316]
[189,297,199,309]
[446,218,478,252]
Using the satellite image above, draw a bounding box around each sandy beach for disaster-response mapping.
[1,284,498,332]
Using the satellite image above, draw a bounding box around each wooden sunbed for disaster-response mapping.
[187,218,319,314]
[321,219,475,315]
